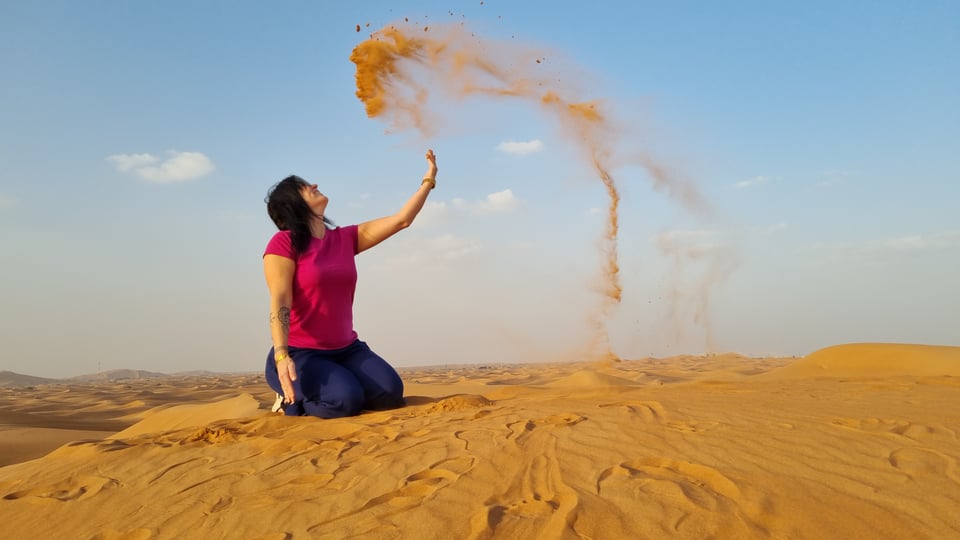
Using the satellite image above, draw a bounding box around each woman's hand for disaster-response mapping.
[424,149,438,180]
[276,356,297,404]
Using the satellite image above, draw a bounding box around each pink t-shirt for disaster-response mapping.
[264,225,359,350]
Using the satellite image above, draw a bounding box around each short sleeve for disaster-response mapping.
[342,225,359,254]
[264,231,296,259]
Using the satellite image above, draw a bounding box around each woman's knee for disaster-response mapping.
[302,382,365,418]
[343,342,405,409]
[380,368,404,396]
[368,392,405,411]
[366,374,405,410]
[332,386,366,416]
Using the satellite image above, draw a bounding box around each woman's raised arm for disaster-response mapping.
[357,149,438,254]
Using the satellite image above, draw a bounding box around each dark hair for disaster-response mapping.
[265,175,333,254]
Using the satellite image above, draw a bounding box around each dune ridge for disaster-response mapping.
[0,371,59,388]
[0,344,958,538]
[763,342,960,379]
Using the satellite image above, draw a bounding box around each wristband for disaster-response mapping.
[275,351,290,364]
[421,177,436,189]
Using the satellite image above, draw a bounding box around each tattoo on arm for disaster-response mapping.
[270,307,291,333]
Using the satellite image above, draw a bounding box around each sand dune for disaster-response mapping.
[763,342,960,379]
[110,394,263,439]
[0,374,266,467]
[0,371,59,388]
[69,369,171,383]
[0,344,958,538]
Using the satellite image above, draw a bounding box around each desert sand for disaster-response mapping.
[1,343,958,539]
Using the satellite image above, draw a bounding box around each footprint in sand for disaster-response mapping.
[596,457,742,510]
[3,474,120,502]
[598,400,667,422]
[148,456,216,483]
[597,400,718,433]
[664,420,719,434]
[832,417,939,440]
[537,414,586,426]
[209,495,234,513]
[302,456,479,533]
[468,450,579,539]
[888,447,960,483]
[504,414,587,443]
[424,395,493,414]
[347,455,477,513]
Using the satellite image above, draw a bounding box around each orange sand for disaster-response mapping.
[1,343,958,538]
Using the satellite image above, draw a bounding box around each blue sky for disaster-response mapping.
[1,1,957,378]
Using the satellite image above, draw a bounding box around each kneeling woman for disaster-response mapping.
[262,150,438,417]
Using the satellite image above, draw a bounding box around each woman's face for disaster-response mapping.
[300,183,329,217]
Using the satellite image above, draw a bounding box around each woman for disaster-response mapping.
[262,149,438,417]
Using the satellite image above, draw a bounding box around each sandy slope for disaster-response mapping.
[0,344,957,539]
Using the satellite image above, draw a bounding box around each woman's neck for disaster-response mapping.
[309,217,327,239]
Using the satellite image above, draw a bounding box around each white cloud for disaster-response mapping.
[107,150,214,183]
[0,193,17,210]
[438,189,521,218]
[414,189,520,229]
[474,189,520,214]
[106,153,158,172]
[734,175,770,189]
[496,139,544,156]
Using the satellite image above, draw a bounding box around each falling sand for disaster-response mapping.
[350,24,724,359]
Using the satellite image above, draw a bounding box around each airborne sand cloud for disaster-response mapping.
[348,23,730,359]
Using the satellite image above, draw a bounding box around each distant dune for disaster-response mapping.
[0,371,60,388]
[0,369,254,388]
[67,369,171,383]
[762,343,960,379]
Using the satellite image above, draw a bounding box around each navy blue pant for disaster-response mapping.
[265,340,405,418]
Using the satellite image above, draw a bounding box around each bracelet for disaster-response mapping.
[275,351,291,364]
[421,177,436,189]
